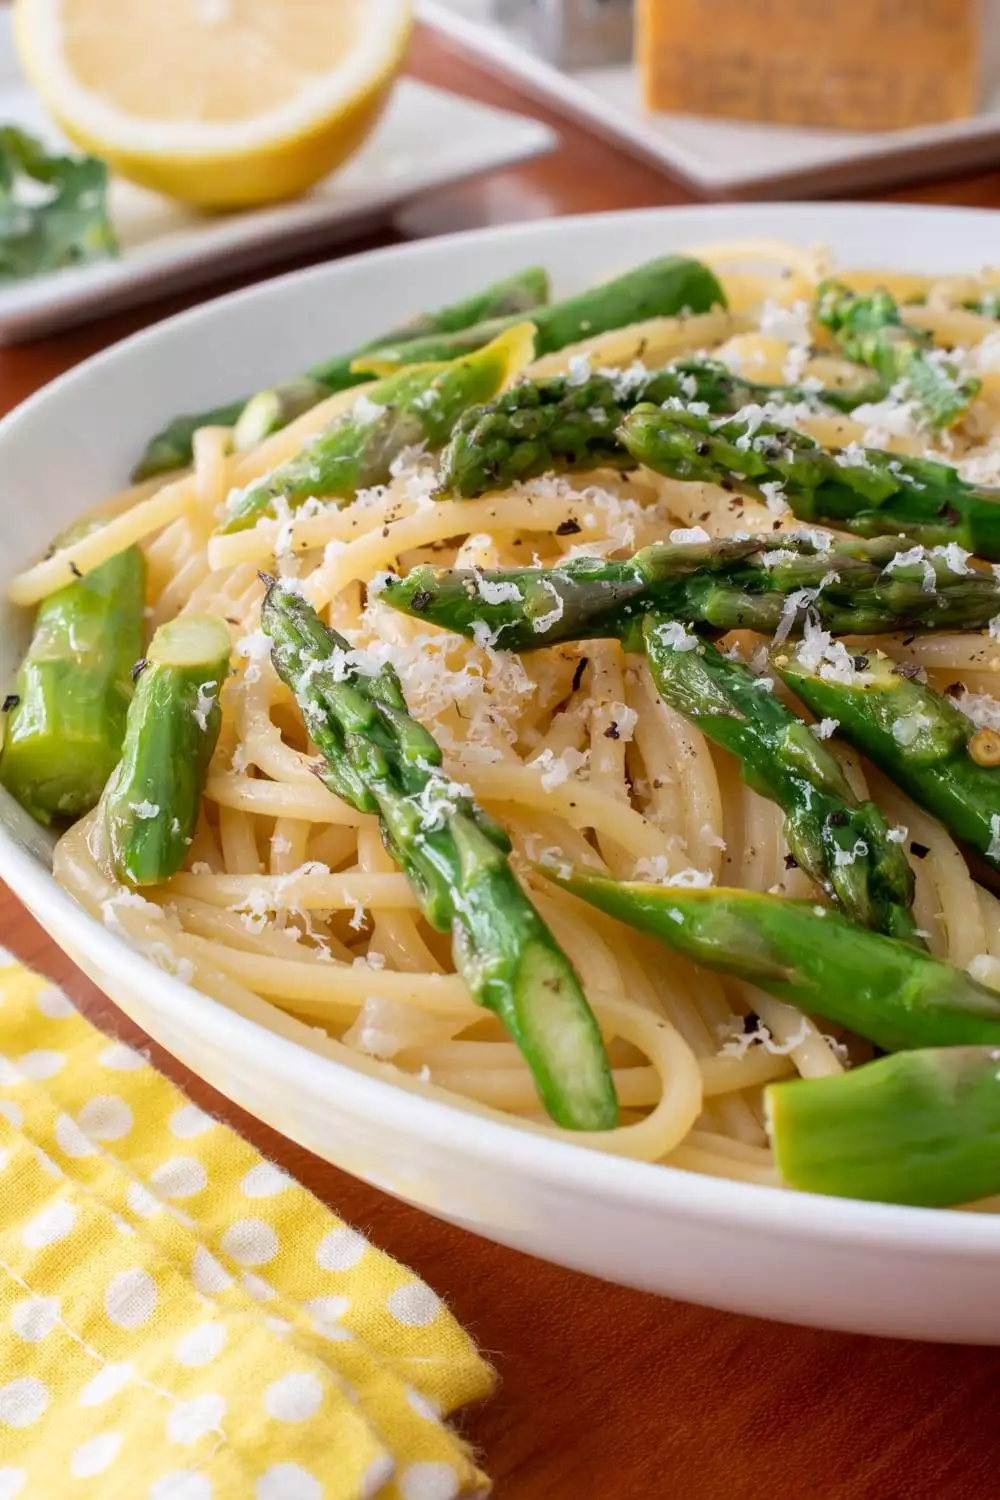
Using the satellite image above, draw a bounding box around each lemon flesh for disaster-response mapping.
[13,0,413,209]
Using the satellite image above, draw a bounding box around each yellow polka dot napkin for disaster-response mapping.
[0,948,494,1499]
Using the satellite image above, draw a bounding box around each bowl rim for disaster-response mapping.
[4,200,1000,1257]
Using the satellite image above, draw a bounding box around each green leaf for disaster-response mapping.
[0,125,118,282]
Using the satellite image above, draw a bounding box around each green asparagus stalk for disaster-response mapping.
[0,537,145,825]
[619,404,1000,559]
[438,358,883,500]
[814,279,979,429]
[221,323,535,534]
[354,256,726,374]
[231,375,330,453]
[766,1047,1000,1207]
[260,577,617,1132]
[543,877,1000,1053]
[642,616,918,942]
[102,614,230,886]
[131,266,551,481]
[775,646,1000,872]
[376,532,1000,651]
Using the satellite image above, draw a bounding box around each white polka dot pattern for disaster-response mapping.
[34,987,74,1019]
[264,1373,324,1424]
[149,1474,213,1500]
[150,1157,208,1199]
[54,1112,98,1158]
[316,1226,367,1272]
[0,1377,49,1428]
[168,1104,214,1139]
[14,1050,65,1080]
[78,1364,134,1408]
[70,1432,123,1477]
[21,1198,77,1248]
[0,963,493,1499]
[76,1094,133,1141]
[399,1462,461,1500]
[166,1392,227,1445]
[98,1042,148,1072]
[256,1463,323,1500]
[105,1268,157,1329]
[174,1323,226,1368]
[241,1162,292,1199]
[191,1247,231,1295]
[10,1297,59,1344]
[219,1218,279,1266]
[387,1284,442,1328]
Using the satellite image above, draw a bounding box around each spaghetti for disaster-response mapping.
[10,239,1000,1191]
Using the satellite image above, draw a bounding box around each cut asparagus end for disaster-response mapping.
[767,1046,1000,1207]
[0,544,146,826]
[104,613,231,887]
[147,613,231,671]
[505,935,619,1132]
[233,376,328,452]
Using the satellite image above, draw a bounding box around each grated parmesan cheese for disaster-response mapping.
[192,680,217,732]
[472,569,523,606]
[530,746,589,792]
[833,839,869,868]
[892,711,934,747]
[653,620,700,652]
[989,815,1000,862]
[759,481,790,516]
[669,525,711,544]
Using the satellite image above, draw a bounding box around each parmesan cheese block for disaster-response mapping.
[637,0,988,132]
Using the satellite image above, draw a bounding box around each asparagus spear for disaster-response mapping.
[642,616,918,942]
[376,532,1000,651]
[438,358,883,500]
[221,323,535,534]
[231,375,330,452]
[766,1047,1000,1207]
[620,405,1000,559]
[814,279,979,429]
[260,577,617,1131]
[543,877,1000,1053]
[102,614,230,886]
[131,266,551,480]
[775,646,1000,872]
[0,538,145,825]
[355,256,725,373]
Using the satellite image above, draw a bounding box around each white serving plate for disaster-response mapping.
[0,9,554,341]
[3,204,1000,1345]
[421,0,1000,198]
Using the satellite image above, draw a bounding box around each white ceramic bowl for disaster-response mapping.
[4,205,1000,1344]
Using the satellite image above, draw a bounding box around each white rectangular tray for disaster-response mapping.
[421,0,1000,198]
[0,9,555,342]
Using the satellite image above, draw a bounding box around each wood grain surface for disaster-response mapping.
[3,25,1000,1497]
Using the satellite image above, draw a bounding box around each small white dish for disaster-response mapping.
[0,10,555,342]
[4,203,1000,1345]
[421,0,1000,198]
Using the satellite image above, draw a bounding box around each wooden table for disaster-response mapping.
[3,27,1000,1498]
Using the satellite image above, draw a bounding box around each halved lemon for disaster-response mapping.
[13,0,413,209]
